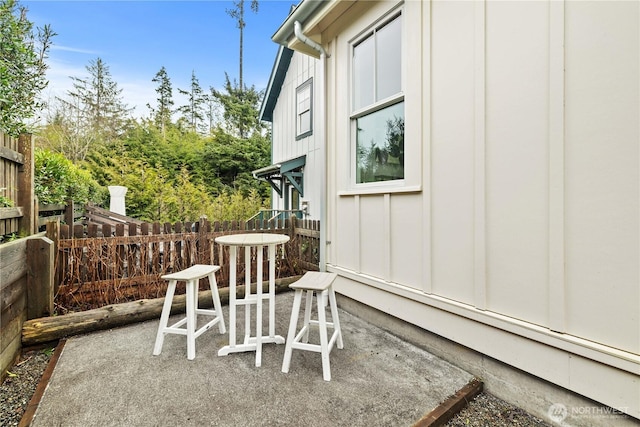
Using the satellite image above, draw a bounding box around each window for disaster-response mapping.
[352,13,403,184]
[296,79,313,139]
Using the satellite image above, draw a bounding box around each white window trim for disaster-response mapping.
[350,93,404,121]
[348,9,406,191]
[296,78,313,140]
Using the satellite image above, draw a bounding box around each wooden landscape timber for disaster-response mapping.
[22,275,302,346]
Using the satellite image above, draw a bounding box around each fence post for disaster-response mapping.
[198,216,208,264]
[64,198,74,226]
[26,237,54,319]
[289,216,296,238]
[46,220,60,293]
[17,134,34,236]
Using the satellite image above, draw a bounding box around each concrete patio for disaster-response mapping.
[29,291,475,427]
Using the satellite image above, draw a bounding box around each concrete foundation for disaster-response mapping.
[336,294,640,427]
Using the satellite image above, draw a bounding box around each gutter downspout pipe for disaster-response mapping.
[293,21,329,272]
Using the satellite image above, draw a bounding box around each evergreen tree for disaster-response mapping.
[177,70,205,133]
[211,73,264,138]
[61,57,131,141]
[148,66,173,138]
[0,0,55,135]
[226,0,258,92]
[204,88,220,135]
[201,127,270,196]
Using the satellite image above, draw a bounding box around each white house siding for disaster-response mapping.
[270,52,322,218]
[564,0,639,357]
[321,0,639,418]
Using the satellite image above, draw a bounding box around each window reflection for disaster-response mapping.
[356,102,404,183]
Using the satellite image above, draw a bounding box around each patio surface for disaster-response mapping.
[30,291,475,427]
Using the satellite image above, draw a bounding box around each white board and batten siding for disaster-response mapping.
[270,52,322,219]
[321,0,639,419]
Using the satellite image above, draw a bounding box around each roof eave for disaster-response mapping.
[259,46,294,123]
[271,0,337,58]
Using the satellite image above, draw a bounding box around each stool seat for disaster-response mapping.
[281,272,343,381]
[153,264,226,360]
[161,264,220,281]
[289,272,337,291]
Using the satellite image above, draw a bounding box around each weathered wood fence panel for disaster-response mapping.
[37,200,85,231]
[0,235,54,381]
[50,217,319,313]
[291,219,321,271]
[0,132,34,239]
[0,239,27,381]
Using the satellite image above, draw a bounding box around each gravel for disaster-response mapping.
[0,348,53,427]
[446,392,552,427]
[2,347,550,427]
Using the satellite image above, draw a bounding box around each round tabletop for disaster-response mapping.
[214,233,290,247]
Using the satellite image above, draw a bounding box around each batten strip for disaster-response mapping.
[473,0,487,310]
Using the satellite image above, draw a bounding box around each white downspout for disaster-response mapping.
[293,21,329,272]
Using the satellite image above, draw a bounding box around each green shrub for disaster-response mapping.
[34,148,105,205]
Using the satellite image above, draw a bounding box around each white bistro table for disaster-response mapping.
[215,233,290,367]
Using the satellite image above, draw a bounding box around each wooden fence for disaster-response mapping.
[37,200,86,231]
[0,235,54,381]
[0,132,35,239]
[48,217,320,313]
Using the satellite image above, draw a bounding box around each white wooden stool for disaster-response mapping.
[281,272,343,381]
[153,264,226,360]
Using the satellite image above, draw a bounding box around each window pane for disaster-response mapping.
[299,97,310,112]
[299,111,310,134]
[298,85,310,108]
[296,81,312,137]
[356,102,404,183]
[376,16,401,101]
[353,36,374,110]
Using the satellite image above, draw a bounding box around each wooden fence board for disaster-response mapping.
[0,239,28,291]
[27,237,55,319]
[0,133,30,238]
[48,218,319,312]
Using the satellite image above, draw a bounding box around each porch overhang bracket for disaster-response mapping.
[252,155,306,199]
[282,171,304,196]
[265,176,283,196]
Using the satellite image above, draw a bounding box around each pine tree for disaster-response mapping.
[204,88,220,135]
[211,73,263,138]
[226,0,258,92]
[149,66,173,138]
[62,57,131,141]
[177,70,205,133]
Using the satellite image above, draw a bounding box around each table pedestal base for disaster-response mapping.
[218,336,285,355]
[214,233,290,367]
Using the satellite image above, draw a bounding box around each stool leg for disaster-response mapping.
[244,246,252,344]
[329,287,343,349]
[282,289,303,374]
[208,271,226,333]
[255,245,263,367]
[228,246,237,349]
[153,280,177,356]
[302,290,313,343]
[317,289,331,381]
[186,279,196,360]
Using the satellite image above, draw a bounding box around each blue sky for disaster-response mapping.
[23,0,296,119]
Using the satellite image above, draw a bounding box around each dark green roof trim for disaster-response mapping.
[259,46,294,122]
[280,154,306,173]
[252,155,306,197]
